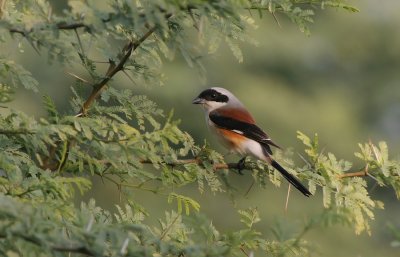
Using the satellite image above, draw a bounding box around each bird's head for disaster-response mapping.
[192,87,239,112]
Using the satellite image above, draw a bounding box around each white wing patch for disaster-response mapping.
[232,129,244,135]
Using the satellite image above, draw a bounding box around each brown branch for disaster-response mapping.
[63,13,172,168]
[339,141,372,179]
[87,155,395,179]
[138,158,242,170]
[139,158,250,172]
[8,28,26,36]
[0,126,387,180]
[7,3,185,37]
[76,13,176,116]
[56,22,87,30]
[338,170,368,179]
[8,22,90,37]
[239,245,249,257]
[78,25,158,115]
[7,1,194,38]
[4,23,165,170]
[140,157,391,181]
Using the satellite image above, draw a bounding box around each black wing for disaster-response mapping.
[209,112,280,154]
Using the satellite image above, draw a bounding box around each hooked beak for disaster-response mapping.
[192,97,205,104]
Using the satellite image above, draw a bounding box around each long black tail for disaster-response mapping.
[271,160,311,197]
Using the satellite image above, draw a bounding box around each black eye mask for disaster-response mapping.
[198,89,229,103]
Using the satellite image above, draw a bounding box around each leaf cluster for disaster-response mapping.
[0,0,398,257]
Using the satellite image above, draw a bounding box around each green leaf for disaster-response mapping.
[167,193,200,215]
[238,207,261,228]
[42,95,59,124]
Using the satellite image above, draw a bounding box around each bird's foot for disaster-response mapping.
[237,157,247,175]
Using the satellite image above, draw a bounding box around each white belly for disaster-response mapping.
[239,139,268,161]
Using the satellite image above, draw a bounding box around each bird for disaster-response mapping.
[192,87,311,197]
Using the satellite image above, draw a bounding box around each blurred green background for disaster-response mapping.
[5,1,400,256]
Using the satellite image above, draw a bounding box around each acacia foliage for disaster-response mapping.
[0,0,399,256]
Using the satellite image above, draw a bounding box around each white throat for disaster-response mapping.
[201,101,227,113]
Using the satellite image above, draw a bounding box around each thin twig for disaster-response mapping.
[338,145,371,179]
[367,173,381,184]
[285,184,291,213]
[122,69,136,84]
[338,170,367,179]
[100,174,159,193]
[159,213,180,240]
[244,179,255,197]
[74,28,85,55]
[239,245,250,257]
[369,139,381,162]
[65,71,90,84]
[271,12,281,28]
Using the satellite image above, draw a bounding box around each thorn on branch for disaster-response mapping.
[285,184,291,213]
[85,216,94,232]
[271,12,281,28]
[65,71,90,84]
[120,237,129,255]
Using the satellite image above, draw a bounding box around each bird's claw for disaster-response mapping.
[237,157,247,175]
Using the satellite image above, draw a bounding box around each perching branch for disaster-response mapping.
[139,157,380,180]
[0,125,387,180]
[9,22,90,37]
[139,158,245,171]
[0,124,390,180]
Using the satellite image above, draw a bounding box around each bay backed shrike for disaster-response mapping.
[193,87,311,197]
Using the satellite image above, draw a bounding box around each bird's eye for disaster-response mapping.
[211,93,217,99]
